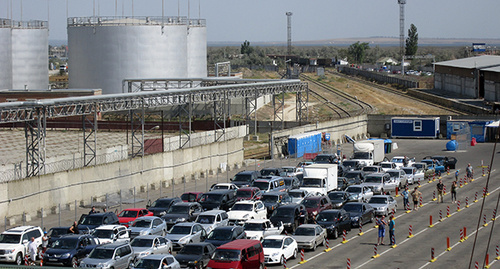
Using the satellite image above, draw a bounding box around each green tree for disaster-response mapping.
[405,24,418,56]
[240,40,254,55]
[347,41,370,64]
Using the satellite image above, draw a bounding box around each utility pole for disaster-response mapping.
[398,0,406,75]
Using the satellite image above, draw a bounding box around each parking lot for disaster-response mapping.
[7,138,500,268]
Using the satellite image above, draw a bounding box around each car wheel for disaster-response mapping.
[280,255,285,265]
[333,228,338,239]
[312,241,317,251]
[292,248,298,259]
[370,214,374,223]
[15,253,22,265]
[71,257,78,268]
[259,264,265,269]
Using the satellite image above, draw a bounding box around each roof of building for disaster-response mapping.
[434,55,500,69]
[482,65,500,73]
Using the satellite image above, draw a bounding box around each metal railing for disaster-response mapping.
[68,16,188,27]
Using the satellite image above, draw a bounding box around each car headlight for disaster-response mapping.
[272,252,280,257]
[80,261,86,266]
[139,230,148,235]
[176,218,186,222]
[328,225,335,230]
[61,253,70,259]
[243,214,249,219]
[250,235,260,240]
[159,211,166,216]
[352,216,359,220]
[312,211,318,215]
[178,236,190,244]
[139,251,150,257]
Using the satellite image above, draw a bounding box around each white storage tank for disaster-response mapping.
[187,19,207,78]
[10,20,49,90]
[0,19,12,90]
[68,16,188,94]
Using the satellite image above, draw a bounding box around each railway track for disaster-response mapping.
[329,70,468,115]
[300,74,373,118]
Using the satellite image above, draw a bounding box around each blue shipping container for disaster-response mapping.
[447,120,493,143]
[391,117,440,138]
[288,131,322,158]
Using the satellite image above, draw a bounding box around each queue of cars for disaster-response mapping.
[0,153,458,269]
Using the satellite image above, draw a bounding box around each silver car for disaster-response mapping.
[133,254,181,269]
[194,210,229,233]
[165,223,207,250]
[128,217,167,238]
[130,235,173,261]
[79,242,134,269]
[387,169,407,189]
[368,195,398,216]
[345,185,373,202]
[291,224,326,251]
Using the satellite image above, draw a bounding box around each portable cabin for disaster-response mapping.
[447,119,493,143]
[288,131,322,158]
[391,117,440,138]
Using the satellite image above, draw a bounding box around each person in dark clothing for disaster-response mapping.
[68,221,79,234]
[88,206,97,215]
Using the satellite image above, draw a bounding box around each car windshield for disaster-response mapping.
[167,205,189,214]
[388,171,400,178]
[179,245,202,255]
[301,199,319,208]
[207,229,231,241]
[369,197,388,204]
[343,204,362,213]
[284,178,294,186]
[50,238,78,249]
[211,249,241,261]
[134,258,161,269]
[181,193,198,202]
[261,195,278,203]
[231,204,253,211]
[236,190,252,198]
[302,178,322,187]
[169,226,191,235]
[316,212,336,222]
[261,169,278,176]
[328,193,344,200]
[212,185,229,190]
[0,234,21,244]
[200,194,222,203]
[402,168,413,175]
[243,222,265,231]
[364,176,382,183]
[118,210,138,218]
[150,200,171,208]
[289,192,304,198]
[391,158,403,163]
[132,219,152,228]
[252,181,270,190]
[88,248,114,259]
[282,167,295,173]
[353,152,370,159]
[271,208,294,218]
[47,228,67,238]
[93,229,114,239]
[130,238,153,248]
[80,215,103,225]
[314,156,332,162]
[363,167,379,172]
[232,174,251,183]
[346,186,361,193]
[344,172,360,179]
[262,239,283,248]
[196,215,215,224]
[342,161,357,168]
[381,163,392,168]
[294,227,315,236]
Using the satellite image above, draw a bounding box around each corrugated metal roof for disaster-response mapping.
[482,65,500,73]
[434,55,500,69]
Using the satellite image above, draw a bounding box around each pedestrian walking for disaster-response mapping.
[411,187,421,210]
[389,215,396,245]
[466,163,473,181]
[451,180,458,203]
[403,156,408,167]
[377,215,387,245]
[28,237,37,265]
[455,170,459,181]
[437,180,444,203]
[41,231,49,253]
[402,187,409,210]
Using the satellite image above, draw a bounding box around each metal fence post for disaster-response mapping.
[119,190,122,212]
[147,185,149,204]
[172,179,174,197]
[41,208,43,230]
[195,175,197,192]
[105,194,108,212]
[58,203,61,226]
[183,177,186,193]
[22,212,26,226]
[160,181,162,198]
[74,200,77,221]
[133,187,136,208]
[4,216,7,232]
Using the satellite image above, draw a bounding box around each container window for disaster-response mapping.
[453,124,460,132]
[413,120,422,131]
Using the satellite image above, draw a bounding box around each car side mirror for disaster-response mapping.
[23,239,28,244]
[115,256,120,260]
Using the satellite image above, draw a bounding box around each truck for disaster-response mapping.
[350,139,385,167]
[300,164,337,196]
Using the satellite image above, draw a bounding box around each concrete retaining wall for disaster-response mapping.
[406,89,489,114]
[0,136,244,223]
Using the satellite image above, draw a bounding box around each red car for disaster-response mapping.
[235,187,262,201]
[181,191,204,202]
[117,208,153,227]
[300,196,333,220]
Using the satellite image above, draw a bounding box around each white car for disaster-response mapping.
[92,225,130,244]
[391,156,415,168]
[243,219,284,241]
[209,183,239,191]
[386,169,407,189]
[130,235,172,261]
[0,226,44,265]
[379,162,397,172]
[165,223,207,250]
[194,210,229,233]
[262,235,298,265]
[133,254,181,269]
[281,166,303,177]
[228,200,267,225]
[402,167,424,185]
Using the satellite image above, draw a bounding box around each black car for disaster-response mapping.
[270,204,308,233]
[260,168,283,177]
[47,226,80,244]
[205,226,246,247]
[261,191,292,217]
[424,155,458,169]
[315,209,351,239]
[231,170,261,188]
[327,191,351,209]
[77,212,120,232]
[43,234,99,267]
[337,177,349,191]
[344,171,366,184]
[341,202,375,227]
[284,177,301,190]
[162,202,203,230]
[198,190,236,211]
[147,197,183,217]
[313,154,339,164]
[175,242,216,269]
[342,160,363,171]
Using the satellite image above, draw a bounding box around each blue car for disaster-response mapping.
[43,234,100,267]
[421,159,445,173]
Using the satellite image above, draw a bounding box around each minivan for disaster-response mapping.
[207,239,264,269]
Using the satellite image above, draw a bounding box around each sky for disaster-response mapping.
[1,0,499,43]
